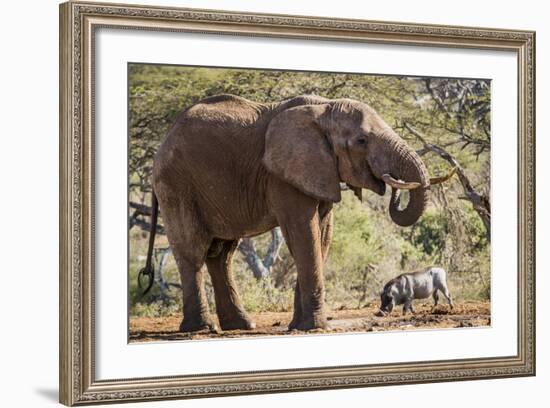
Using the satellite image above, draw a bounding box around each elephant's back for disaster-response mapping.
[179,94,270,129]
[158,95,270,167]
[152,95,277,239]
[153,94,271,205]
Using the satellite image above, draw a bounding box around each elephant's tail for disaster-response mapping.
[138,190,159,296]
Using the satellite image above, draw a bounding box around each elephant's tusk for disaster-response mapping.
[381,174,422,190]
[429,166,457,185]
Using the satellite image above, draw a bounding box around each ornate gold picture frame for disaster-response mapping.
[59,1,535,405]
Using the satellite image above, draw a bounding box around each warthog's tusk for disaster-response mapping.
[429,166,458,185]
[381,174,422,190]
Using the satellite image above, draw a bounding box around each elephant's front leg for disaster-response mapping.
[289,208,333,330]
[288,282,303,330]
[280,210,328,331]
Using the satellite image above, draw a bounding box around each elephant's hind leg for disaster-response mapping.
[206,239,256,331]
[173,245,218,333]
[157,196,218,333]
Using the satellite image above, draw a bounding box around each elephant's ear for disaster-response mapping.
[263,104,341,203]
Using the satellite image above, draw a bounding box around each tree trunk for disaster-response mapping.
[238,228,284,280]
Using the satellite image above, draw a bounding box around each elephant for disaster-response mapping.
[138,94,454,332]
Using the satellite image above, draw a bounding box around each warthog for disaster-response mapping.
[375,267,453,316]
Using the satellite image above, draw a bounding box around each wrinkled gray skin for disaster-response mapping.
[377,267,454,316]
[153,94,434,332]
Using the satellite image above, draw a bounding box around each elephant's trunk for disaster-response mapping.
[386,140,430,227]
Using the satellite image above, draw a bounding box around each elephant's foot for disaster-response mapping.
[219,314,256,331]
[288,318,300,331]
[179,316,219,333]
[288,314,328,331]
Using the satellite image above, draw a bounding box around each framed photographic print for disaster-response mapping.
[59,1,536,405]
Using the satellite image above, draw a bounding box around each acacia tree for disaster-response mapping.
[401,78,491,241]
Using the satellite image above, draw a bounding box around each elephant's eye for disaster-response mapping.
[357,137,367,145]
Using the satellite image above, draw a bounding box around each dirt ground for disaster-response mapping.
[129,301,490,343]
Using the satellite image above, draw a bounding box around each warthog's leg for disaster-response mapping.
[442,288,454,309]
[431,291,440,311]
[403,299,415,315]
[435,273,454,310]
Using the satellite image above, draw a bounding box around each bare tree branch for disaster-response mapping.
[238,238,270,279]
[129,213,166,235]
[404,122,490,241]
[238,227,284,280]
[263,228,284,270]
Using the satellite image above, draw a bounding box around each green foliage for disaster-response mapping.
[128,64,492,317]
[411,210,448,259]
[462,204,489,251]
